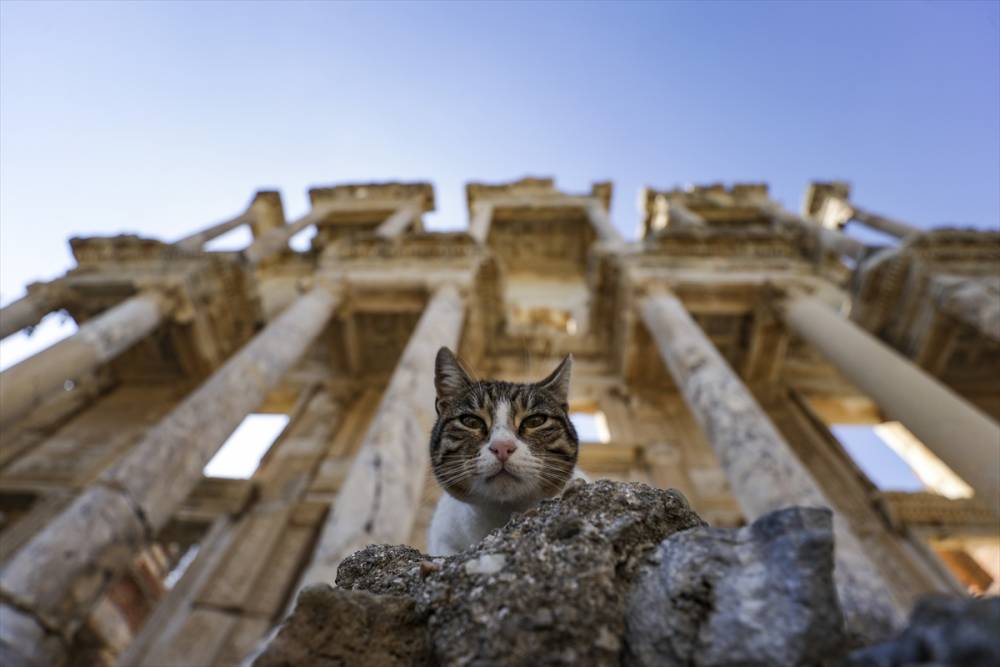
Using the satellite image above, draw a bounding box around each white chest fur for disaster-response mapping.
[426,469,588,556]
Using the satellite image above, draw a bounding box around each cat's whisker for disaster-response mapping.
[435,469,476,486]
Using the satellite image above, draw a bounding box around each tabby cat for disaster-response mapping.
[427,347,581,555]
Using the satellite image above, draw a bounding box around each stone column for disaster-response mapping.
[298,283,465,588]
[850,205,921,239]
[174,210,254,252]
[0,292,168,428]
[929,274,1000,343]
[0,286,340,667]
[779,292,1000,513]
[243,204,333,265]
[586,202,625,245]
[765,203,865,260]
[666,201,706,228]
[815,195,921,240]
[374,198,422,239]
[468,201,494,243]
[638,289,904,641]
[0,286,62,340]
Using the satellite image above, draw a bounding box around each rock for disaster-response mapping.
[338,479,704,666]
[842,595,1000,667]
[624,506,845,667]
[251,482,859,667]
[251,584,432,667]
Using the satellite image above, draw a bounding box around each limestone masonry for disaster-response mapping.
[0,178,997,666]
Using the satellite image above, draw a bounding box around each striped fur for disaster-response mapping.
[427,348,579,554]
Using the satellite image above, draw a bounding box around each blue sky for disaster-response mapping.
[1,1,996,486]
[2,0,998,299]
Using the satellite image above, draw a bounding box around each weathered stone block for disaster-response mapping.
[624,506,845,667]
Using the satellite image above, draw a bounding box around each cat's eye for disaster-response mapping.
[459,414,485,430]
[521,414,548,429]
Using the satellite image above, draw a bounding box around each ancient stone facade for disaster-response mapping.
[0,177,997,665]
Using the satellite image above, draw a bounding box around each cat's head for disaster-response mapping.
[429,347,579,508]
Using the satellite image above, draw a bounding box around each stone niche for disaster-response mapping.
[504,273,591,336]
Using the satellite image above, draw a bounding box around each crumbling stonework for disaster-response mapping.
[254,481,999,667]
[258,480,703,666]
[254,481,858,667]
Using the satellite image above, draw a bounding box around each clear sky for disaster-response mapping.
[2,0,998,301]
[1,1,997,485]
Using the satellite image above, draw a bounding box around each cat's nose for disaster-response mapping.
[489,440,517,463]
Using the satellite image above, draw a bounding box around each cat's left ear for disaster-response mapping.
[538,354,572,405]
[435,347,474,413]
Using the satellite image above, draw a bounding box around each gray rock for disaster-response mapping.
[624,506,845,667]
[339,479,704,666]
[842,595,1000,667]
[251,483,858,667]
[251,584,432,667]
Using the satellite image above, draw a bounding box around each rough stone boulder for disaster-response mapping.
[842,595,1000,667]
[252,480,852,666]
[624,506,845,666]
[257,480,702,666]
[252,586,432,667]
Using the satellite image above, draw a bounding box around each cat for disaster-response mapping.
[426,347,581,556]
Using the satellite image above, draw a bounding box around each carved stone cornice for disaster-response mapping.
[308,182,434,212]
[465,177,611,212]
[320,232,482,263]
[70,235,181,266]
[639,226,805,259]
[639,183,772,237]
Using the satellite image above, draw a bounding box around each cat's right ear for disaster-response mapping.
[435,347,474,413]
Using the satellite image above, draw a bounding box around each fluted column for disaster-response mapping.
[298,283,465,588]
[779,291,1000,513]
[0,286,61,341]
[374,198,422,239]
[0,292,168,427]
[0,286,340,667]
[638,289,904,641]
[469,201,494,243]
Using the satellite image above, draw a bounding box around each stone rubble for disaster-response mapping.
[251,480,994,667]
